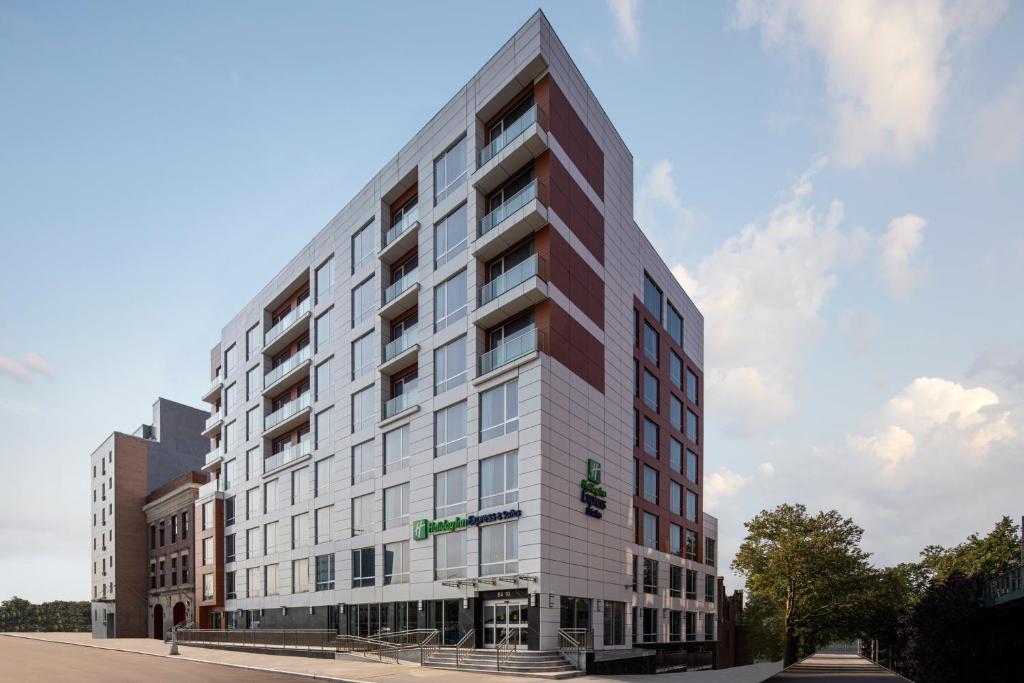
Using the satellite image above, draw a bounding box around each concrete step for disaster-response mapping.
[423,664,584,679]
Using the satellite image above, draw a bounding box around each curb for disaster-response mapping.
[0,633,372,683]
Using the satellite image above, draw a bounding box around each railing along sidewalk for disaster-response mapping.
[176,628,337,652]
[557,628,592,671]
[454,628,475,668]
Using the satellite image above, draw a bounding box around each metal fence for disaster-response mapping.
[175,628,337,651]
[985,565,1024,606]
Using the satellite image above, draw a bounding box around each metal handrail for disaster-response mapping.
[496,629,518,670]
[455,628,474,668]
[383,328,417,362]
[479,179,546,237]
[479,327,538,375]
[480,104,547,165]
[383,269,418,305]
[558,628,591,670]
[264,392,311,431]
[382,390,417,419]
[479,254,545,305]
[177,628,336,651]
[384,205,420,247]
[263,438,312,473]
[985,564,1024,605]
[419,629,441,665]
[264,346,311,389]
[265,299,311,346]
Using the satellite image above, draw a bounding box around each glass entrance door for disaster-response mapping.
[482,599,528,648]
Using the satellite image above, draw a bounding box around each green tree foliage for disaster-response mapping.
[0,597,90,632]
[731,503,872,665]
[920,515,1021,583]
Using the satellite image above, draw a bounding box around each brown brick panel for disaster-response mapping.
[112,434,151,638]
[194,496,224,628]
[535,226,605,330]
[536,151,604,265]
[536,299,605,393]
[535,75,604,200]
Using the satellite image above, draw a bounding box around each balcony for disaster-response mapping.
[262,346,312,395]
[263,299,311,356]
[201,447,223,472]
[201,411,223,438]
[478,327,539,377]
[985,565,1024,607]
[475,105,549,194]
[379,329,419,375]
[262,393,312,440]
[378,269,419,320]
[201,375,223,403]
[263,439,313,475]
[380,206,420,264]
[474,180,548,261]
[475,254,549,329]
[381,390,418,422]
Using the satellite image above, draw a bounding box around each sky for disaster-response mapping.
[1,0,1022,602]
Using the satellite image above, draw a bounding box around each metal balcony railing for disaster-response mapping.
[985,565,1024,606]
[479,179,545,237]
[264,393,311,431]
[383,269,418,306]
[204,412,222,430]
[382,390,417,420]
[479,254,545,305]
[479,104,546,165]
[384,205,419,247]
[263,439,312,474]
[263,346,311,389]
[264,299,311,347]
[383,328,417,362]
[479,327,538,375]
[204,448,222,465]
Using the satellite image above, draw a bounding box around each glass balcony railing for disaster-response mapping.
[479,327,538,375]
[264,299,311,347]
[264,392,311,431]
[383,328,418,362]
[384,206,419,247]
[382,390,417,420]
[479,179,543,237]
[204,411,222,430]
[480,254,544,305]
[479,105,543,165]
[383,269,418,306]
[204,447,222,465]
[263,346,311,389]
[263,439,312,474]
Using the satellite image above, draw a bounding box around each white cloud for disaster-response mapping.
[971,66,1024,166]
[878,213,927,299]
[734,0,1007,165]
[672,161,868,434]
[607,0,639,57]
[757,462,776,477]
[0,357,31,383]
[637,160,696,256]
[705,467,752,511]
[848,425,917,468]
[22,352,53,378]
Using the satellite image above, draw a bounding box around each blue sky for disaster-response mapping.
[1,0,1022,601]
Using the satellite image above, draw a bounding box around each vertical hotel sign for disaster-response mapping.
[581,458,607,519]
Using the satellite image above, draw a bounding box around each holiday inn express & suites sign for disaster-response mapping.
[412,508,522,541]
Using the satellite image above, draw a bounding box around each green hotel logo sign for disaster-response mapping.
[587,458,602,485]
[412,508,522,541]
[581,458,607,519]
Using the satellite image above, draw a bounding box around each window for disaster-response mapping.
[246,325,260,361]
[171,556,178,586]
[291,467,309,505]
[643,512,658,549]
[643,465,658,504]
[383,483,409,529]
[292,558,310,593]
[670,439,683,474]
[203,573,214,600]
[434,136,467,204]
[383,425,410,473]
[352,493,374,536]
[434,203,467,268]
[225,534,236,563]
[434,401,467,456]
[315,358,332,402]
[706,574,716,602]
[434,530,467,580]
[670,566,682,597]
[351,277,375,327]
[264,479,277,514]
[245,448,259,480]
[434,270,467,332]
[643,418,658,457]
[352,548,374,588]
[247,366,260,401]
[686,569,697,600]
[225,344,237,375]
[687,449,698,483]
[479,521,518,576]
[706,538,716,567]
[315,553,335,591]
[315,505,332,544]
[434,336,467,393]
[667,303,683,347]
[315,456,332,497]
[246,567,260,598]
[315,408,332,449]
[203,537,214,566]
[225,570,236,599]
[670,395,683,431]
[181,553,189,583]
[670,523,682,555]
[435,466,467,518]
[642,558,658,594]
[352,221,374,272]
[480,379,518,441]
[316,257,335,303]
[686,489,697,522]
[315,308,332,352]
[603,601,626,646]
[686,611,697,641]
[670,480,682,516]
[480,451,518,508]
[223,420,237,450]
[686,409,698,443]
[384,541,409,585]
[243,407,257,441]
[670,611,682,642]
[705,613,715,640]
[351,441,374,484]
[643,371,659,411]
[351,333,375,380]
[264,522,277,555]
[245,488,258,521]
[291,512,308,549]
[643,273,662,322]
[686,368,698,404]
[351,385,374,433]
[264,563,278,596]
[685,529,698,561]
[246,527,259,559]
[643,322,659,365]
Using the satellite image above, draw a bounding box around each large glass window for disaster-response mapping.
[643,371,659,412]
[384,483,409,529]
[291,466,308,505]
[643,322,659,365]
[706,538,716,567]
[315,505,332,544]
[671,395,683,431]
[643,418,658,457]
[247,366,260,401]
[686,368,699,404]
[352,494,374,536]
[670,480,682,516]
[315,456,332,497]
[351,440,374,484]
[352,222,374,272]
[246,567,260,598]
[434,137,467,204]
[686,489,697,522]
[434,203,467,268]
[643,512,658,549]
[643,607,658,643]
[686,529,698,561]
[670,565,682,597]
[643,465,658,504]
[384,425,410,473]
[352,548,375,588]
[291,512,308,549]
[316,256,335,303]
[435,401,467,456]
[642,558,658,593]
[293,558,310,593]
[643,273,662,323]
[351,277,375,327]
[480,380,518,441]
[351,386,374,433]
[686,449,698,483]
[264,563,278,596]
[480,451,518,508]
[246,325,260,361]
[434,270,467,332]
[670,523,682,555]
[434,530,467,580]
[479,521,518,576]
[686,409,698,443]
[435,466,467,518]
[315,408,332,450]
[706,574,716,602]
[264,522,277,556]
[225,344,237,375]
[384,541,409,585]
[315,553,335,591]
[670,610,682,642]
[667,303,683,347]
[670,439,683,474]
[603,601,626,646]
[434,336,467,393]
[315,308,332,352]
[686,569,697,600]
[352,332,375,380]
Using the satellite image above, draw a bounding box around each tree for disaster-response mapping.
[0,597,90,632]
[854,563,928,670]
[732,503,872,665]
[920,515,1021,583]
